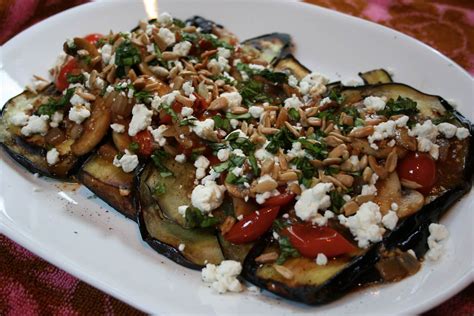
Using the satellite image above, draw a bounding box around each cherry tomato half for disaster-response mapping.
[225,206,280,244]
[84,33,104,45]
[56,58,80,91]
[160,101,183,124]
[132,130,154,156]
[282,224,356,258]
[397,152,436,194]
[262,191,296,207]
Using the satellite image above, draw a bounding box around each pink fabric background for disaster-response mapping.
[0,0,472,314]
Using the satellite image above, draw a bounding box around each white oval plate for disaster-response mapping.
[1,0,473,314]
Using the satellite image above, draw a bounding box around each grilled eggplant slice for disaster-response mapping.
[240,33,293,65]
[137,162,224,269]
[77,144,137,220]
[274,54,311,80]
[242,82,473,304]
[0,87,80,179]
[358,69,393,84]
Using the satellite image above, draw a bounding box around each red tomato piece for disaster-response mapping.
[225,206,280,244]
[262,191,296,207]
[397,152,437,194]
[84,33,103,45]
[282,224,356,258]
[55,58,80,91]
[132,130,154,156]
[160,101,183,124]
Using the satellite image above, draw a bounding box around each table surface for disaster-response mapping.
[0,0,472,314]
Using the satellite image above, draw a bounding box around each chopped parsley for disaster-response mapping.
[298,138,327,160]
[115,40,141,67]
[154,182,166,195]
[212,115,231,132]
[265,128,296,154]
[238,79,272,106]
[328,89,345,104]
[134,91,152,103]
[378,96,418,117]
[276,236,300,264]
[151,150,174,177]
[185,206,220,229]
[128,142,140,153]
[37,88,75,116]
[288,108,300,122]
[66,73,84,84]
[329,190,345,214]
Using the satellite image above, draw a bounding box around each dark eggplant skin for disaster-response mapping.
[0,87,84,180]
[241,82,473,305]
[240,33,293,65]
[358,69,393,84]
[185,16,223,33]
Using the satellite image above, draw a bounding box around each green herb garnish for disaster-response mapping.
[276,236,300,264]
[378,96,418,117]
[37,88,75,116]
[151,150,174,177]
[115,40,141,67]
[185,207,220,228]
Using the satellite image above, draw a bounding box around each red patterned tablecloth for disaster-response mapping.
[0,0,472,314]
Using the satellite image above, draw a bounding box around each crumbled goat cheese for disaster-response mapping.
[178,205,188,217]
[284,94,303,109]
[46,148,60,166]
[128,104,153,136]
[157,27,176,47]
[382,210,398,230]
[68,105,91,125]
[426,223,449,261]
[151,91,180,110]
[217,47,231,59]
[338,201,385,248]
[391,202,399,211]
[175,154,186,163]
[408,120,440,159]
[288,75,298,88]
[70,93,90,108]
[299,72,329,95]
[320,97,331,106]
[113,150,139,173]
[363,96,386,112]
[49,112,63,128]
[316,253,328,266]
[201,260,243,294]
[208,56,229,73]
[192,118,217,141]
[220,92,242,109]
[437,122,457,139]
[255,189,279,205]
[456,127,470,140]
[149,125,168,146]
[217,148,231,161]
[173,41,192,56]
[21,115,49,136]
[178,243,186,252]
[194,155,210,180]
[201,169,221,185]
[9,112,30,126]
[101,44,113,64]
[248,106,264,119]
[191,181,226,213]
[157,12,173,25]
[110,123,125,133]
[286,142,306,159]
[231,166,243,177]
[294,183,334,224]
[361,184,377,196]
[181,106,194,117]
[230,119,239,129]
[182,81,195,97]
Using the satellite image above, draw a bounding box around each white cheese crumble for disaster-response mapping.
[455,127,470,140]
[316,253,328,266]
[220,92,242,109]
[208,56,229,73]
[21,115,49,136]
[286,142,306,159]
[181,106,194,117]
[175,154,186,163]
[182,81,195,97]
[49,112,63,128]
[217,47,231,59]
[382,210,398,230]
[157,27,176,47]
[101,44,113,64]
[157,12,173,25]
[191,180,226,213]
[178,243,186,252]
[255,189,280,204]
[178,205,188,217]
[288,75,298,88]
[201,260,243,294]
[173,41,192,57]
[338,201,385,248]
[248,106,264,119]
[294,183,333,224]
[46,148,60,166]
[194,155,210,180]
[149,125,168,146]
[408,120,440,159]
[217,148,231,162]
[426,223,449,261]
[192,118,217,141]
[363,96,386,112]
[68,105,91,125]
[128,104,153,136]
[9,112,30,126]
[113,150,139,173]
[437,122,457,139]
[110,123,125,133]
[284,94,303,109]
[299,72,329,96]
